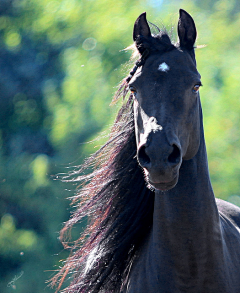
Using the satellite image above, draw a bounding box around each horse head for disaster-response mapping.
[129,10,202,191]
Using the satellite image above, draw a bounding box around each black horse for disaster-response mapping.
[52,10,240,293]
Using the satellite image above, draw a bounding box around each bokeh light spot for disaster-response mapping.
[5,31,21,48]
[82,38,97,51]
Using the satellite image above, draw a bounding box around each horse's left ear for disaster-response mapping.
[178,9,197,50]
[133,12,151,41]
[133,12,151,54]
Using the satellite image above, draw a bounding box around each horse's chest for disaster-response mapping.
[126,243,176,293]
[125,245,234,293]
[127,264,228,293]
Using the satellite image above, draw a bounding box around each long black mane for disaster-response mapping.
[52,30,176,293]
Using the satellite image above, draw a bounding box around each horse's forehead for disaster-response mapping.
[145,50,195,74]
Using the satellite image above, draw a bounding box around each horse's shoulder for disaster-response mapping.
[216,198,240,228]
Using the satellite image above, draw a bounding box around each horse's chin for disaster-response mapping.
[148,175,178,191]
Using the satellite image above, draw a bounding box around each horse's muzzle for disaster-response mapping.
[137,140,182,191]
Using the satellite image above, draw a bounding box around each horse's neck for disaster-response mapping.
[154,128,218,231]
[151,113,224,276]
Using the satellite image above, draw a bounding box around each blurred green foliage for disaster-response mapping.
[0,0,240,292]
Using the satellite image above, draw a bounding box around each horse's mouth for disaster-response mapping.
[148,175,178,191]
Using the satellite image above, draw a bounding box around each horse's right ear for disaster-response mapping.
[133,12,151,54]
[178,9,197,50]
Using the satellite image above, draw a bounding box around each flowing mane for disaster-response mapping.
[51,27,177,293]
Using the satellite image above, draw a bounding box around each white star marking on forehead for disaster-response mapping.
[158,62,170,72]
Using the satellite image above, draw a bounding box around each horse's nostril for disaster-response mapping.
[138,145,151,168]
[168,144,181,165]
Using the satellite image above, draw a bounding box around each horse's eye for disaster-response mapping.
[193,84,201,93]
[129,86,137,95]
